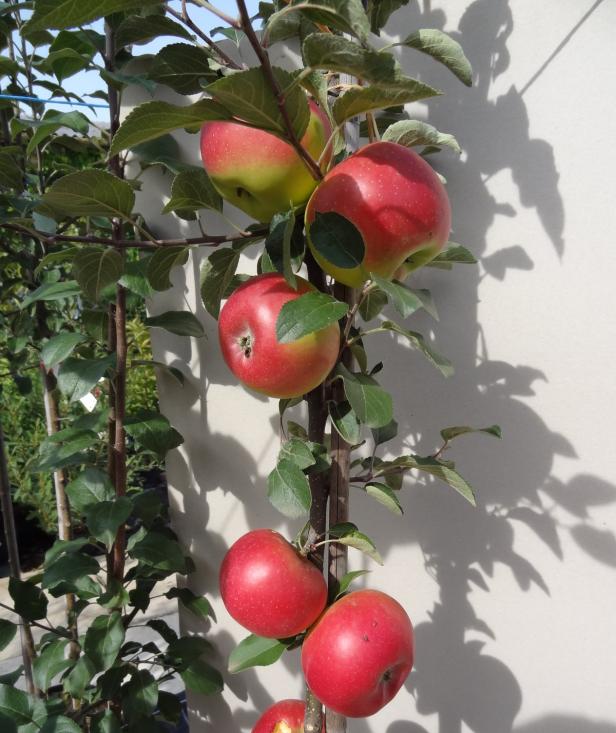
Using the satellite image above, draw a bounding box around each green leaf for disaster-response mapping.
[359,287,388,321]
[267,0,369,42]
[124,410,184,458]
[119,258,155,297]
[162,169,222,215]
[33,640,71,691]
[0,684,47,733]
[40,716,82,733]
[90,710,121,733]
[398,29,472,86]
[371,274,423,318]
[157,691,182,725]
[130,531,187,573]
[84,612,125,672]
[63,655,95,698]
[25,0,147,32]
[85,497,132,551]
[370,0,410,33]
[166,588,216,622]
[131,359,185,386]
[0,620,17,652]
[42,553,100,596]
[427,242,477,268]
[146,246,189,292]
[116,15,192,48]
[382,119,460,153]
[228,634,286,674]
[333,83,441,125]
[309,211,364,269]
[145,310,205,338]
[8,577,48,621]
[65,468,114,513]
[180,658,223,695]
[41,333,87,369]
[372,418,398,446]
[329,523,383,564]
[267,458,311,518]
[110,99,231,156]
[44,538,89,567]
[206,66,309,139]
[336,363,393,428]
[20,280,81,309]
[440,424,502,442]
[21,110,91,155]
[276,291,346,343]
[31,428,98,472]
[72,247,124,301]
[149,43,217,95]
[381,454,477,505]
[122,669,158,723]
[57,354,115,402]
[279,438,316,470]
[38,170,135,220]
[335,569,370,598]
[379,320,453,377]
[364,482,403,515]
[303,33,442,95]
[200,247,241,319]
[328,400,361,444]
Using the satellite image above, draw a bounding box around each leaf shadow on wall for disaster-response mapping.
[350,1,616,732]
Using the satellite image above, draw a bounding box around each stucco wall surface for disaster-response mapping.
[123,1,616,731]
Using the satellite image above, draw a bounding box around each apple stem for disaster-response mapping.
[235,0,325,183]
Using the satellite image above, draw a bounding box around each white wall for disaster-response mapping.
[124,1,616,731]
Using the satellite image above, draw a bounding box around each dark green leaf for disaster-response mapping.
[166,588,216,622]
[333,83,440,125]
[267,0,369,42]
[85,497,132,551]
[162,169,222,214]
[44,538,89,567]
[440,424,502,442]
[0,684,47,732]
[110,99,231,155]
[267,458,311,518]
[32,428,98,473]
[122,670,158,723]
[427,242,477,268]
[180,658,223,695]
[309,212,364,269]
[200,247,240,319]
[42,553,100,596]
[382,454,477,505]
[397,29,472,86]
[33,640,71,691]
[63,655,95,698]
[328,523,383,564]
[130,532,187,573]
[57,354,115,402]
[41,333,87,369]
[0,620,17,652]
[336,363,393,428]
[146,246,189,292]
[116,15,192,48]
[328,400,361,444]
[371,273,423,318]
[206,66,309,139]
[124,410,184,458]
[0,148,23,189]
[379,320,453,376]
[145,310,205,338]
[276,291,346,343]
[25,0,147,31]
[364,482,403,515]
[335,569,370,598]
[148,619,178,645]
[382,119,460,153]
[119,258,155,297]
[370,0,410,33]
[40,716,82,733]
[157,691,182,724]
[149,43,216,95]
[65,468,114,513]
[91,710,121,733]
[38,170,135,219]
[228,634,286,674]
[372,418,398,446]
[20,281,81,309]
[84,612,125,672]
[279,438,316,470]
[8,577,48,621]
[72,247,124,301]
[359,287,387,321]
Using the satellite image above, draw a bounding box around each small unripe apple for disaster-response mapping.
[220,529,327,639]
[200,100,331,222]
[218,273,340,399]
[301,589,414,717]
[306,141,451,287]
[252,699,324,733]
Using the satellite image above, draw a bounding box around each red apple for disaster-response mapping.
[252,699,324,733]
[201,100,331,222]
[306,141,451,287]
[218,272,340,399]
[301,589,414,717]
[220,529,327,639]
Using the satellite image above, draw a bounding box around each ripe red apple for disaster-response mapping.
[218,272,340,399]
[252,699,324,733]
[201,100,331,222]
[301,589,414,717]
[306,141,451,287]
[220,529,327,639]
